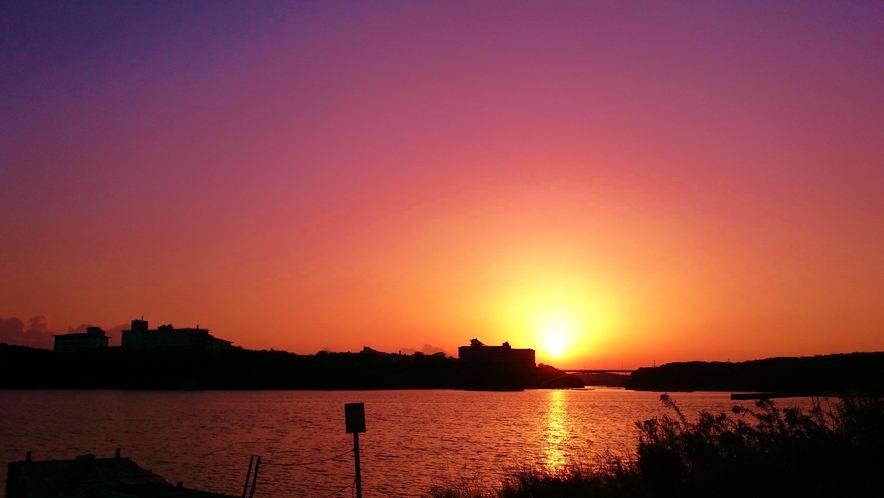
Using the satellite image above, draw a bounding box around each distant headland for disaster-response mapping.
[625,352,884,395]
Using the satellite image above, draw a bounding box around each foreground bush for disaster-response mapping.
[429,458,642,498]
[427,395,884,498]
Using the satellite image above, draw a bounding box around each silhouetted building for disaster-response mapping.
[121,319,231,351]
[53,327,109,353]
[360,346,403,363]
[458,339,535,369]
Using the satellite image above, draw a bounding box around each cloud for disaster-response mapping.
[28,316,49,334]
[105,323,129,346]
[68,323,97,333]
[421,344,447,355]
[25,316,54,349]
[399,344,447,356]
[0,316,54,349]
[66,322,128,347]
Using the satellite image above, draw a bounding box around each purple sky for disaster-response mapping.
[2,1,883,367]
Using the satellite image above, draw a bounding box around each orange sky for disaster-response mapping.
[1,1,883,368]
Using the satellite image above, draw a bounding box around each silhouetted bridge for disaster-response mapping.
[563,369,635,374]
[537,369,635,388]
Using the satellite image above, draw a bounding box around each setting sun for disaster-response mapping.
[540,315,575,358]
[545,333,567,357]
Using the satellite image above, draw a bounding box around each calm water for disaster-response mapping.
[0,389,814,497]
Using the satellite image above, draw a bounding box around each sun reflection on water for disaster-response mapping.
[543,390,571,471]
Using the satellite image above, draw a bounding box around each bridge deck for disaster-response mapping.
[563,369,634,374]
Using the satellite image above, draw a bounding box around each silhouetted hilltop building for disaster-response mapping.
[457,339,536,390]
[53,327,109,353]
[458,339,535,369]
[121,319,231,351]
[360,346,403,363]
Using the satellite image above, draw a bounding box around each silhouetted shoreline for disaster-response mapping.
[6,343,882,394]
[625,351,884,395]
[0,343,582,391]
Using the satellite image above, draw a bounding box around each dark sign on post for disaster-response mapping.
[345,403,366,433]
[345,403,366,498]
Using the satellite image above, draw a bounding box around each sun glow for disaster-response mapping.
[546,333,567,357]
[541,314,575,358]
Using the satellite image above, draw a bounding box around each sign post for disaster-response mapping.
[344,403,366,498]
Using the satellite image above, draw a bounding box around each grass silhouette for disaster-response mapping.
[427,394,884,498]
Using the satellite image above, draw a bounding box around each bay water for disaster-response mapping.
[0,389,814,497]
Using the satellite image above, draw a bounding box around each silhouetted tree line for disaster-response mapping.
[0,344,581,390]
[624,352,884,394]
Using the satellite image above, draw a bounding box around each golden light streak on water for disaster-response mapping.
[542,390,570,471]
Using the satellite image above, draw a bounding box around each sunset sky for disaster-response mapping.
[1,1,882,368]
